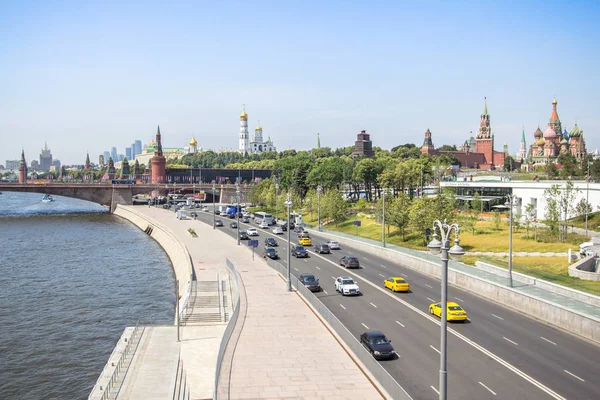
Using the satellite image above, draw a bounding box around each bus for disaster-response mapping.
[254,211,274,225]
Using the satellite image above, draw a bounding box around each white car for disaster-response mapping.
[272,226,283,235]
[327,240,341,250]
[259,221,269,229]
[246,228,259,236]
[201,206,209,212]
[335,276,360,296]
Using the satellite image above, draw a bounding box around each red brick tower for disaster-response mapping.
[18,149,27,183]
[420,128,436,154]
[475,97,494,168]
[151,125,166,184]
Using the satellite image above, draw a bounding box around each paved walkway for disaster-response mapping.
[128,207,383,399]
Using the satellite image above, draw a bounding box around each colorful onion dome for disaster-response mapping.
[534,127,543,138]
[569,123,582,138]
[543,126,557,139]
[536,138,545,146]
[189,136,198,146]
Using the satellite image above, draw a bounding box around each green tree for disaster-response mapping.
[503,156,516,172]
[545,163,559,179]
[471,192,483,216]
[493,211,502,231]
[523,202,536,239]
[574,198,593,222]
[321,190,347,224]
[388,193,412,241]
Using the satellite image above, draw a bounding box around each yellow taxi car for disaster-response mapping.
[298,235,312,246]
[383,277,410,292]
[429,301,468,322]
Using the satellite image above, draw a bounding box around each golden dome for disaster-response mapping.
[536,138,545,146]
[240,105,248,119]
[255,121,262,131]
[552,98,558,105]
[149,140,155,145]
[189,136,197,146]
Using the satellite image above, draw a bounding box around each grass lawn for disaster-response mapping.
[462,255,600,296]
[567,211,600,231]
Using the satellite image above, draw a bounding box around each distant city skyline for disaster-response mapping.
[1,1,599,164]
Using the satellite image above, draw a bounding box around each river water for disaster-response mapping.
[0,192,175,399]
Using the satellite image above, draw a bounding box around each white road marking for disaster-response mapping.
[430,386,439,395]
[364,257,369,260]
[380,264,387,268]
[424,283,433,288]
[369,302,378,308]
[340,304,346,310]
[564,370,585,382]
[491,313,504,320]
[323,290,328,295]
[479,382,497,396]
[396,320,405,327]
[540,337,557,346]
[378,273,385,277]
[332,276,336,280]
[430,345,440,354]
[361,322,369,330]
[503,337,518,346]
[315,266,320,270]
[427,297,436,303]
[455,297,464,302]
[294,267,298,271]
[303,259,308,262]
[400,273,407,277]
[299,241,567,400]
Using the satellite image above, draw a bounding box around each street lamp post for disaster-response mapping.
[317,185,322,232]
[275,181,280,223]
[427,220,465,400]
[236,183,241,245]
[586,161,591,236]
[212,182,216,230]
[285,193,293,292]
[382,191,386,247]
[506,194,516,288]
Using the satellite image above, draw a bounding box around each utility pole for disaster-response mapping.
[212,182,216,229]
[317,185,322,232]
[285,193,293,292]
[382,191,386,247]
[586,161,591,236]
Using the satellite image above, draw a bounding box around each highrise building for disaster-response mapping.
[31,160,40,170]
[111,147,117,162]
[134,140,142,156]
[103,151,111,163]
[52,159,61,171]
[126,147,132,160]
[39,142,53,171]
[6,160,19,170]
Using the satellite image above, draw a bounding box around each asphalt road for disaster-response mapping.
[191,207,599,400]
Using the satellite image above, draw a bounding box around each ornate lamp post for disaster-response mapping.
[236,183,241,245]
[212,182,216,230]
[427,220,465,400]
[505,194,516,288]
[275,181,280,222]
[382,191,387,247]
[285,193,293,292]
[317,185,322,232]
[586,161,592,236]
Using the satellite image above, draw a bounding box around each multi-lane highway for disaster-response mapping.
[191,207,600,400]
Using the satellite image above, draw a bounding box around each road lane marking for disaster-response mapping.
[323,290,328,295]
[540,337,557,346]
[380,264,387,268]
[503,337,518,346]
[427,297,436,302]
[340,304,346,310]
[479,382,497,395]
[294,267,298,271]
[369,302,378,308]
[378,273,385,277]
[270,229,568,400]
[332,276,336,280]
[430,345,440,354]
[364,257,369,260]
[424,283,433,288]
[430,386,439,395]
[400,273,407,277]
[361,323,369,330]
[491,314,504,320]
[315,266,320,270]
[564,370,585,382]
[396,320,405,327]
[455,297,464,302]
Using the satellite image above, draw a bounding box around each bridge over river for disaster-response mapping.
[0,183,243,212]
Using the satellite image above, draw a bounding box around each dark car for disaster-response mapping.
[299,273,321,292]
[293,226,304,233]
[263,246,279,260]
[279,223,287,231]
[215,219,224,227]
[237,212,244,218]
[313,243,330,254]
[215,210,220,215]
[227,213,236,219]
[360,331,395,360]
[189,211,198,218]
[242,216,250,223]
[239,231,249,240]
[340,256,360,269]
[264,237,278,247]
[230,222,238,228]
[291,245,308,258]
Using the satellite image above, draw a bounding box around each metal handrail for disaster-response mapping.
[97,321,145,400]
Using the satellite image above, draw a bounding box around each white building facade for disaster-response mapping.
[239,106,249,154]
[238,106,275,154]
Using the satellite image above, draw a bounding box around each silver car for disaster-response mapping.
[327,240,341,250]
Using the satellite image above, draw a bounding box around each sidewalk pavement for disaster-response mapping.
[137,207,383,399]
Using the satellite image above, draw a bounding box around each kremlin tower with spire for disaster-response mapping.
[18,149,27,183]
[151,125,166,183]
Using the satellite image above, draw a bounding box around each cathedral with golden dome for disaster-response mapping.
[184,135,201,154]
[238,105,276,154]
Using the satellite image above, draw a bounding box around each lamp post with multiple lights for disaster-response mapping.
[586,161,592,236]
[285,193,293,292]
[236,183,241,245]
[427,220,465,400]
[212,182,216,230]
[505,194,516,288]
[275,180,280,223]
[382,191,387,247]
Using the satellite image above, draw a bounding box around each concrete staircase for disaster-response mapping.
[181,278,230,325]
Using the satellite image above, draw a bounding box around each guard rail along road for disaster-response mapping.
[304,226,600,344]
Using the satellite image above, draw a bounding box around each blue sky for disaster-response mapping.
[1,0,599,165]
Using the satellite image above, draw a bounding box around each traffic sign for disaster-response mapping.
[353,220,361,227]
[248,240,259,248]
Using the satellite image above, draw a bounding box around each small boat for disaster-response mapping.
[41,194,54,203]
